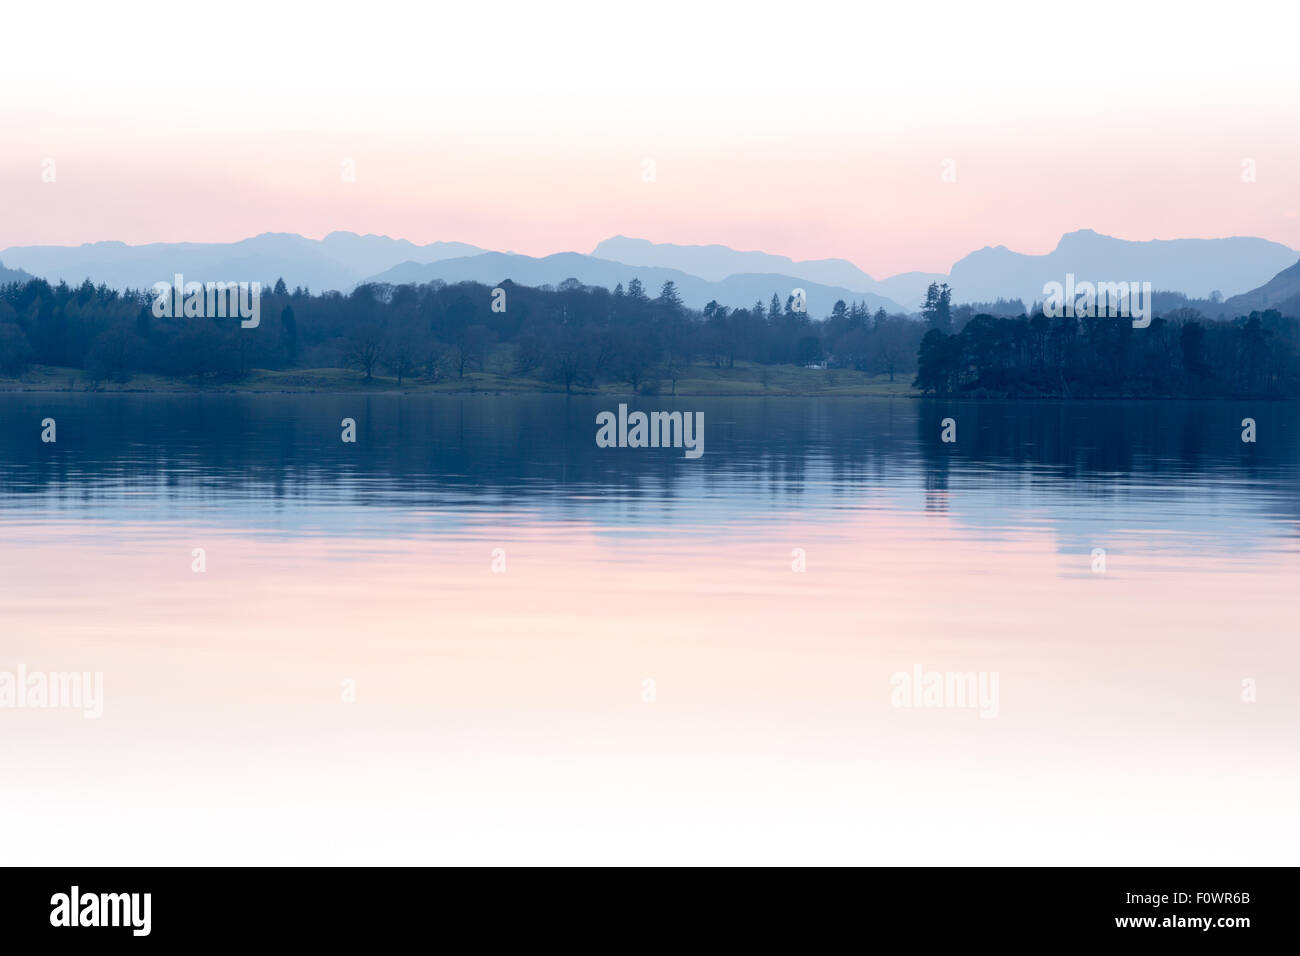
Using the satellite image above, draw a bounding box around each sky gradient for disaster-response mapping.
[3,0,1297,277]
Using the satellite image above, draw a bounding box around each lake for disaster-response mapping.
[1,393,1296,864]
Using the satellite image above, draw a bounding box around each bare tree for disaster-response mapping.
[385,316,426,385]
[343,319,388,381]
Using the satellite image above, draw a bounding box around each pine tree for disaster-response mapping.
[657,281,683,313]
[922,282,953,333]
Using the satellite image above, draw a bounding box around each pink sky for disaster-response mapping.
[2,1,1297,277]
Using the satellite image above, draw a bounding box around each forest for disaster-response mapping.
[914,300,1300,397]
[0,276,920,391]
[0,274,1296,397]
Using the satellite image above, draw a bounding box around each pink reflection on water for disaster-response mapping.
[1,510,1297,864]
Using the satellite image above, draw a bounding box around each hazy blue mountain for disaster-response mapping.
[0,232,487,292]
[592,236,875,287]
[592,236,945,310]
[0,261,34,284]
[595,231,1300,311]
[365,252,904,314]
[314,232,484,280]
[9,228,1297,315]
[1221,258,1300,316]
[873,271,950,310]
[947,229,1300,306]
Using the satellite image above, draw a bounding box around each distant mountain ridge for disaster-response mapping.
[592,236,944,309]
[0,232,487,293]
[1221,258,1300,316]
[947,230,1299,306]
[0,261,33,285]
[5,229,1298,316]
[598,231,1300,310]
[364,252,904,314]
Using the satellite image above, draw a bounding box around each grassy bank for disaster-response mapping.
[0,363,920,397]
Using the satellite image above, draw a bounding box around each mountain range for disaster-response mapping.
[946,230,1299,307]
[2,229,1297,316]
[590,236,944,309]
[365,251,903,314]
[0,232,486,295]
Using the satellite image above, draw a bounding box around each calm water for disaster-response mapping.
[1,394,1297,864]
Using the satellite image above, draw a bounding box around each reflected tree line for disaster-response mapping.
[0,393,1293,500]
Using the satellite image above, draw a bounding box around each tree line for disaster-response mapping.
[1,275,1296,396]
[0,276,923,391]
[913,304,1300,398]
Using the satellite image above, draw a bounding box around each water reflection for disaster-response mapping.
[1,394,1296,553]
[1,393,1297,864]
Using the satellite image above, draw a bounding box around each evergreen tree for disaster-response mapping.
[657,280,683,313]
[922,282,953,333]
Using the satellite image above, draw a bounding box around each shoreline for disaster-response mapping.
[0,364,920,398]
[1,366,1293,400]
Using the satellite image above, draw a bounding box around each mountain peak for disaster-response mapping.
[1053,228,1107,251]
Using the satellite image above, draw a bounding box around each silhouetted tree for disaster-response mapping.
[921,282,953,333]
[343,319,387,381]
[0,323,33,376]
